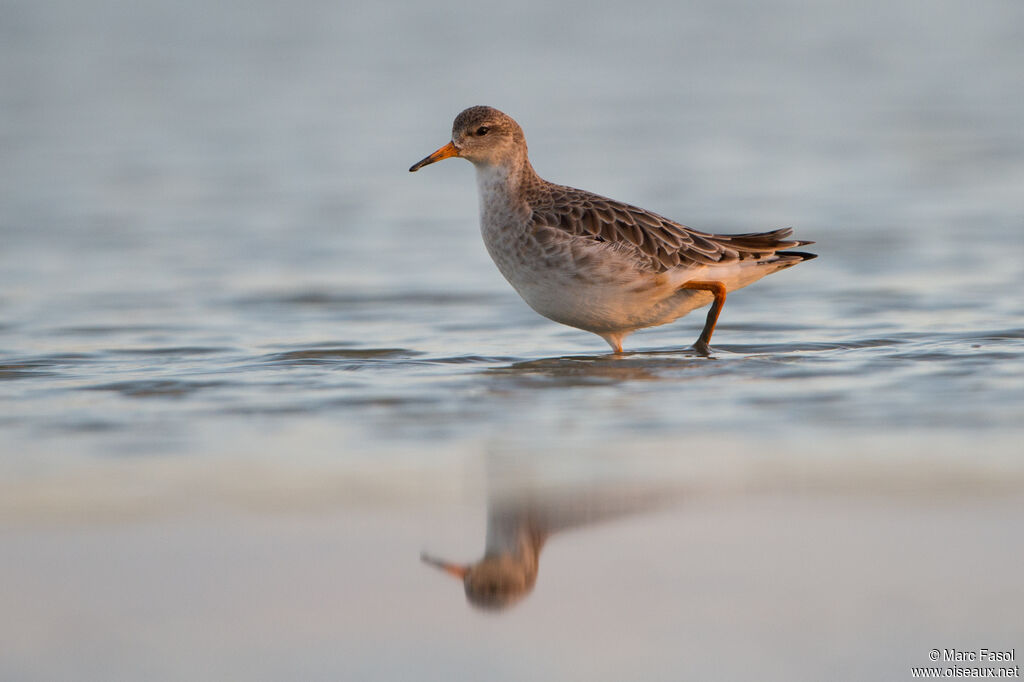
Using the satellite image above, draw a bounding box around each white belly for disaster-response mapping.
[481,222,706,334]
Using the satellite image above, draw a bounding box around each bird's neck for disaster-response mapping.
[484,507,546,562]
[474,157,541,219]
[480,517,544,589]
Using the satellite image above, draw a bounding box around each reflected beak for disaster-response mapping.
[421,552,469,580]
[409,142,459,172]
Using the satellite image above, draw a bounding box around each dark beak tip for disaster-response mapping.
[408,142,458,174]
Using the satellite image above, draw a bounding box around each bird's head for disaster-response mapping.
[410,106,527,172]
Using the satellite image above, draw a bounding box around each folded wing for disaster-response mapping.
[528,183,814,273]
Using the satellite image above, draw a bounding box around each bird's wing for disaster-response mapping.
[528,183,812,273]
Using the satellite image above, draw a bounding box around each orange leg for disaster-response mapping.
[600,332,624,354]
[680,280,727,354]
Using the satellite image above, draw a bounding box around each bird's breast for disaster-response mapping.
[479,216,677,333]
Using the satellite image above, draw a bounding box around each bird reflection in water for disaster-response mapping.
[421,474,679,611]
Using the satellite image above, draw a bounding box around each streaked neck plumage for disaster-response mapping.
[473,149,541,228]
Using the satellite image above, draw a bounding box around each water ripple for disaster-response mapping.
[0,354,96,379]
[261,347,421,366]
[112,346,233,356]
[236,290,500,308]
[82,379,228,398]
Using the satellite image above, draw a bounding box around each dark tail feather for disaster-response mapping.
[768,250,817,270]
[778,250,817,261]
[720,228,816,253]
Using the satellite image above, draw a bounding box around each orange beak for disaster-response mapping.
[420,552,469,580]
[409,142,459,172]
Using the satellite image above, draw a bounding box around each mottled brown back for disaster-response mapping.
[524,181,813,273]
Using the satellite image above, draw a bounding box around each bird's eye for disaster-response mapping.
[476,126,490,136]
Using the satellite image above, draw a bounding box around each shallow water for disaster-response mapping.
[2,0,1023,679]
